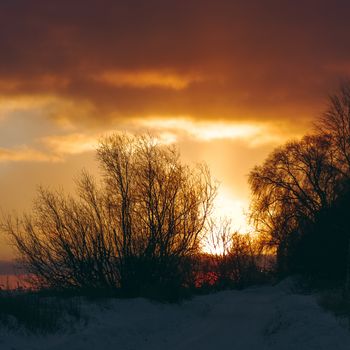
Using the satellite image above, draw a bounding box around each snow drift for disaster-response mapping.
[1,280,350,350]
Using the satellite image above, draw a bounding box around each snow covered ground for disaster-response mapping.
[1,279,350,350]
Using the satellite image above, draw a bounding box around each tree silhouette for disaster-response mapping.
[204,218,263,289]
[317,82,350,176]
[2,134,217,297]
[316,82,350,293]
[249,83,350,290]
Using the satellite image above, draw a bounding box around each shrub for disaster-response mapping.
[0,290,82,334]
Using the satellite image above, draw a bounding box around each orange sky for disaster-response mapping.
[1,0,350,259]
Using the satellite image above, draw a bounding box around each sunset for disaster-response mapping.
[1,0,344,258]
[1,1,350,349]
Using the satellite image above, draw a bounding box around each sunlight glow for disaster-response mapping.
[136,117,282,145]
[212,188,253,234]
[202,189,254,255]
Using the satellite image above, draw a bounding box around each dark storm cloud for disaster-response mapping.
[1,0,350,126]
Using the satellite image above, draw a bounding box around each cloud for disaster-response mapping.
[136,117,296,146]
[93,70,202,90]
[0,0,349,131]
[0,146,57,163]
[41,133,98,155]
[0,130,99,164]
[0,111,303,166]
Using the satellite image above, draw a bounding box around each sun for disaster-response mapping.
[212,187,253,233]
[202,187,254,255]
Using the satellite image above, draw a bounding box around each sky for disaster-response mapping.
[1,0,350,259]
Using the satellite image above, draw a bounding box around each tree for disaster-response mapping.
[316,82,350,176]
[203,218,263,289]
[2,134,217,296]
[249,82,350,286]
[316,82,350,294]
[249,134,340,275]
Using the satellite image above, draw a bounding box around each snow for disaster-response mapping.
[1,280,350,350]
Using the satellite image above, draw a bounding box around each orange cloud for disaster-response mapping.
[0,0,348,132]
[94,70,202,90]
[136,117,295,146]
[41,133,98,155]
[0,147,57,163]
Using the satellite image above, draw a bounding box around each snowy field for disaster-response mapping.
[1,279,350,350]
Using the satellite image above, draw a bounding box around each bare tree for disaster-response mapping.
[204,218,233,256]
[316,82,350,295]
[249,82,350,287]
[316,82,350,176]
[204,218,262,288]
[3,174,118,290]
[2,134,217,296]
[249,134,340,274]
[97,134,217,293]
